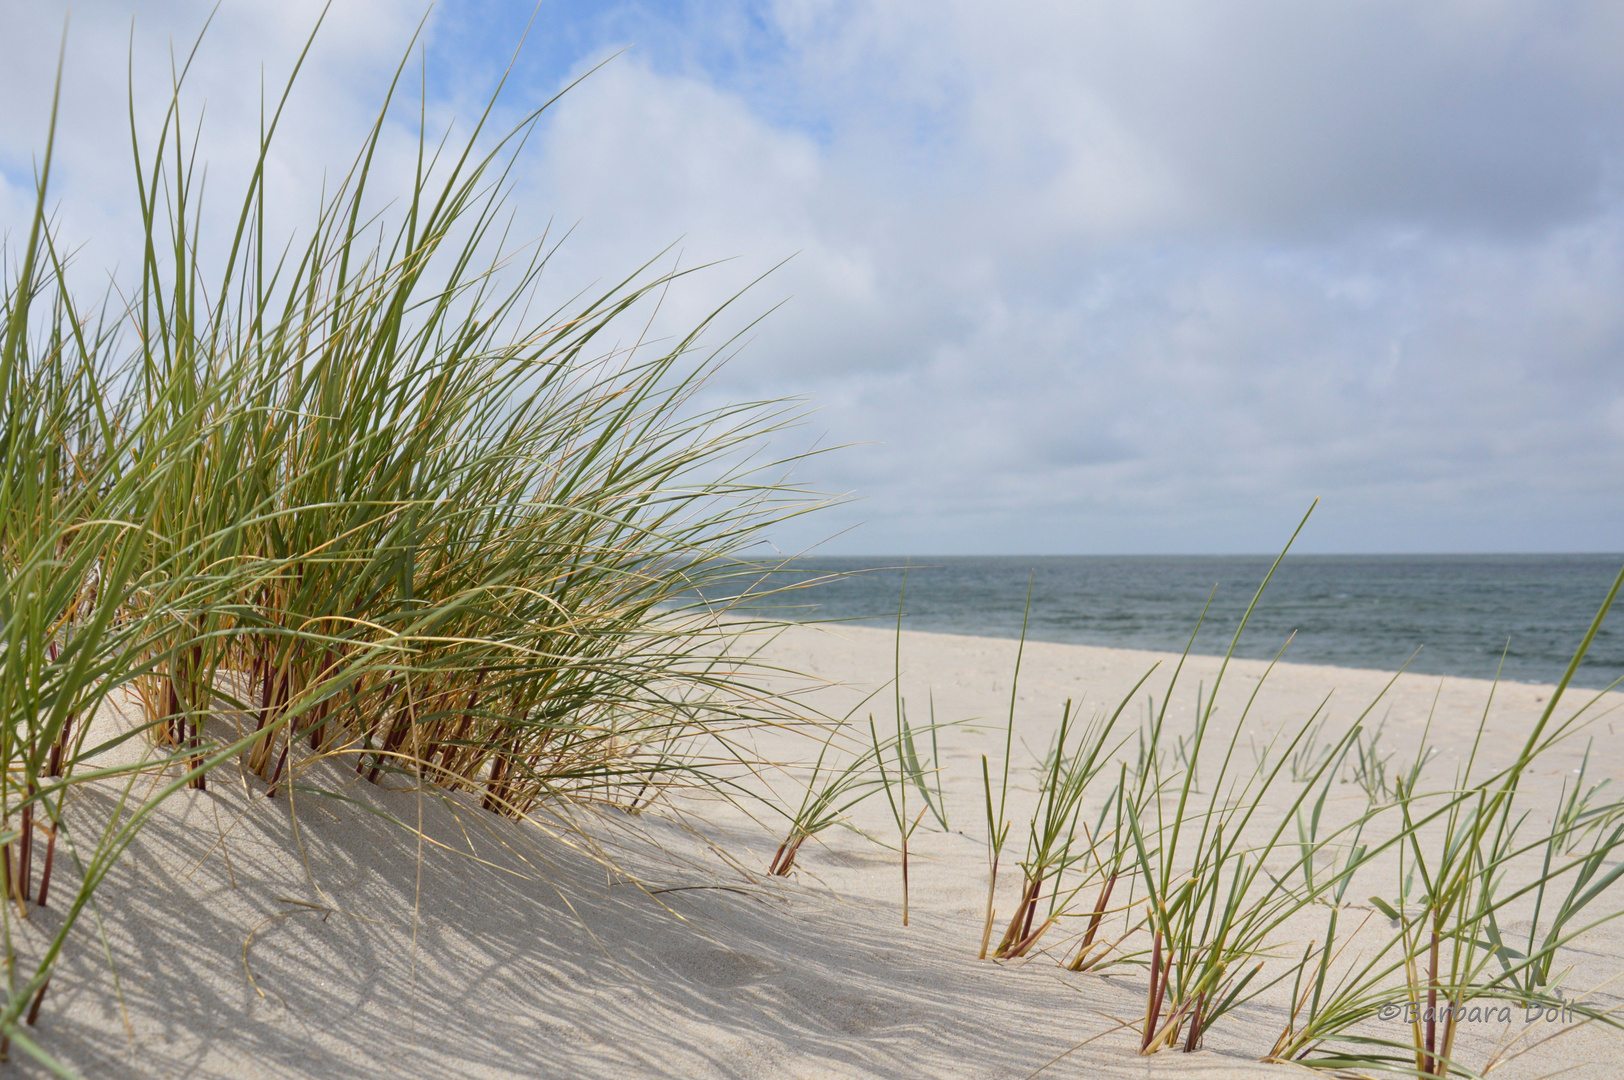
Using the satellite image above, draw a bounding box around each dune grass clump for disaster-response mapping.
[973,511,1624,1076]
[1266,567,1624,1077]
[1106,559,1624,1072]
[869,573,950,924]
[110,29,816,817]
[1345,717,1396,805]
[0,20,822,1068]
[986,674,1150,960]
[768,573,956,889]
[1108,513,1394,1054]
[1091,562,1624,1074]
[768,709,887,877]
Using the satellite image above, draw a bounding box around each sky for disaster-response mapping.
[3,1,1623,555]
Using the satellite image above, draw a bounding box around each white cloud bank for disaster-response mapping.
[5,0,1623,553]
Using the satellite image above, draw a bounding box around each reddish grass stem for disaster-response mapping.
[18,797,33,903]
[24,978,49,1026]
[35,823,56,907]
[1184,991,1206,1052]
[901,831,910,926]
[770,833,806,876]
[1142,926,1164,1052]
[1423,927,1440,1075]
[1069,872,1118,971]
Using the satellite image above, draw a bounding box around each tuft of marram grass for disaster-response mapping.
[974,509,1624,1077]
[0,15,827,1069]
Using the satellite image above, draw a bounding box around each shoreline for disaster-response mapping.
[778,617,1619,687]
[756,611,1624,694]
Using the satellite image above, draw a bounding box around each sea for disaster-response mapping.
[702,555,1624,690]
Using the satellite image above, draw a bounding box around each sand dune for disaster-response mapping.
[14,624,1624,1078]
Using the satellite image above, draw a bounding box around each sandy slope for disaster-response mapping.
[11,624,1624,1079]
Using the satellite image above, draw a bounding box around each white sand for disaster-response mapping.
[12,624,1624,1078]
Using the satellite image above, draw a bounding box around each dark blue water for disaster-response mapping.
[706,555,1624,689]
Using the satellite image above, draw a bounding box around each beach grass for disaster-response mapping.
[937,509,1624,1076]
[0,16,825,1070]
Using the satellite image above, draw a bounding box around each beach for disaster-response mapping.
[13,624,1624,1079]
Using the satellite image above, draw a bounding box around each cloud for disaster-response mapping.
[4,1,1623,554]
[0,1,431,280]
